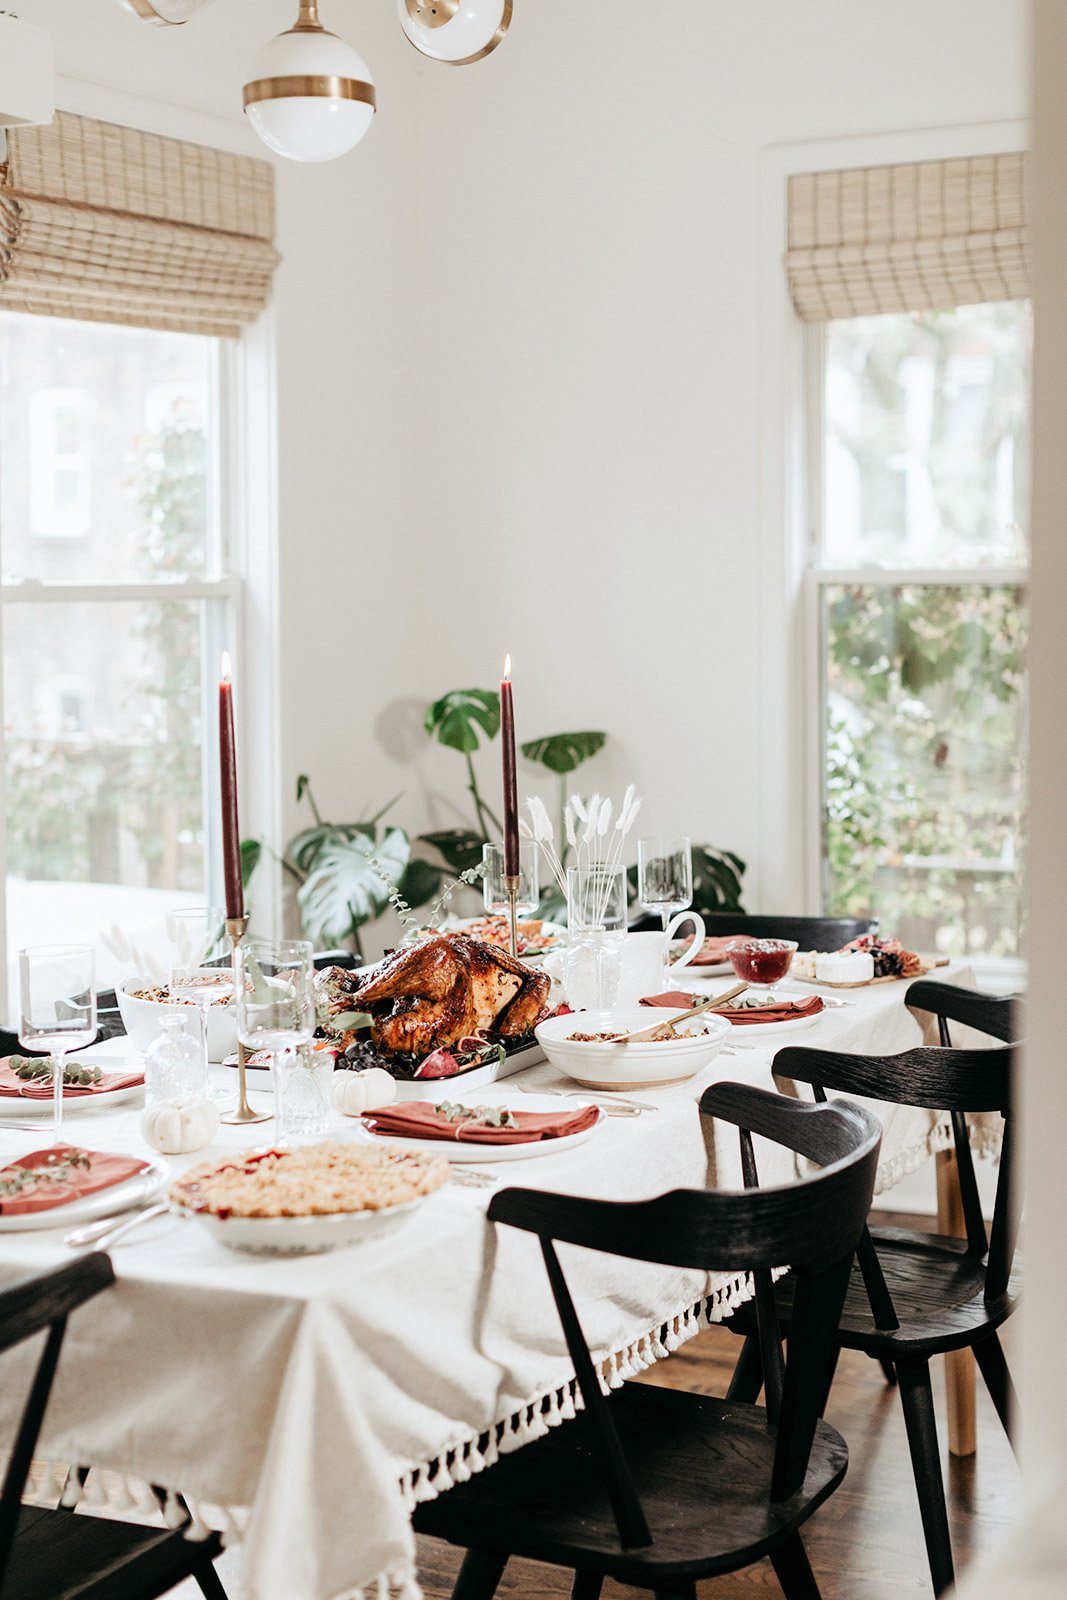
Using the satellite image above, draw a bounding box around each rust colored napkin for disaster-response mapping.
[362,1101,600,1145]
[671,935,748,968]
[0,1058,144,1101]
[642,992,825,1024]
[0,1145,152,1217]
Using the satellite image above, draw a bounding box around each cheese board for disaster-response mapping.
[791,957,949,991]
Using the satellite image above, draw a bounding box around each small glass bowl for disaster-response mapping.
[725,938,798,1000]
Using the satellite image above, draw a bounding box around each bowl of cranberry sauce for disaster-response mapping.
[725,938,798,992]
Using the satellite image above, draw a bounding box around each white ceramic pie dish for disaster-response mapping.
[172,1192,433,1256]
[534,1008,731,1090]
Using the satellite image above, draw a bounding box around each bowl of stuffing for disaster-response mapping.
[116,975,238,1062]
[534,1007,731,1090]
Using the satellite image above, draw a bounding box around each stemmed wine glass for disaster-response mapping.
[234,939,316,1138]
[18,945,97,1144]
[167,907,231,1089]
[637,836,694,934]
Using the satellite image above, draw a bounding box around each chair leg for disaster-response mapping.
[896,1359,955,1596]
[727,1333,764,1403]
[653,1587,696,1600]
[571,1573,603,1600]
[973,1332,1018,1449]
[194,1560,230,1600]
[878,1357,897,1387]
[451,1548,509,1600]
[769,1530,821,1598]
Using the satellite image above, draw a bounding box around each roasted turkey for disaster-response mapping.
[320,933,550,1057]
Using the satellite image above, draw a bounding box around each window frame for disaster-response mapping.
[0,321,276,1022]
[804,318,1030,939]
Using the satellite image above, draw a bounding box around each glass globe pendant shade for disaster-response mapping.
[243,1,376,164]
[398,0,513,65]
[119,0,213,21]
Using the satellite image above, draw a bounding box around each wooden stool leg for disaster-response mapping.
[571,1573,604,1600]
[451,1549,509,1600]
[936,1148,976,1458]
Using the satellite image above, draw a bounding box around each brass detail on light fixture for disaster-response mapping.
[404,0,460,30]
[403,0,513,66]
[124,0,185,22]
[290,0,327,33]
[243,74,377,108]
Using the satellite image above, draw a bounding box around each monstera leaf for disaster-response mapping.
[240,838,262,887]
[418,828,487,875]
[288,821,372,876]
[424,688,500,753]
[297,827,411,945]
[521,731,606,775]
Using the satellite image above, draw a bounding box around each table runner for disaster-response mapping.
[0,965,1001,1600]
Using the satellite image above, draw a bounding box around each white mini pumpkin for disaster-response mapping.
[331,1067,398,1117]
[140,1099,220,1155]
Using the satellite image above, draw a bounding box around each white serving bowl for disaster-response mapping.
[534,1007,731,1090]
[116,976,237,1063]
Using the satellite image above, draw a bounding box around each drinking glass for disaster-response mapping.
[167,906,231,1095]
[482,841,540,916]
[18,945,97,1144]
[234,939,316,1138]
[637,836,693,934]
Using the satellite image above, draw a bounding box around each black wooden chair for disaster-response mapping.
[0,1254,230,1600]
[725,988,1019,1596]
[629,913,872,950]
[414,1082,882,1600]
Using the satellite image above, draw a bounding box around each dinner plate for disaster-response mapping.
[722,1010,822,1038]
[0,1157,167,1232]
[444,917,566,963]
[666,961,733,980]
[0,1068,145,1119]
[356,1093,604,1162]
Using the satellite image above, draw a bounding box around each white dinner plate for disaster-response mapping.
[722,1010,823,1038]
[0,1157,167,1232]
[0,1066,145,1120]
[665,961,733,981]
[356,1093,604,1162]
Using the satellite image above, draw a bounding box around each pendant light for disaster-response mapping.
[120,0,213,21]
[243,1,376,164]
[398,0,512,65]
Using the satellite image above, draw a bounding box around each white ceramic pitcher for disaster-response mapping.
[615,911,705,1006]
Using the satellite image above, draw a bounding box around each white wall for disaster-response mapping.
[17,0,1030,938]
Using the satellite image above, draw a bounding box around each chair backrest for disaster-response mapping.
[0,1255,114,1590]
[906,978,1019,1045]
[488,1083,881,1546]
[774,1033,1017,1317]
[628,912,873,951]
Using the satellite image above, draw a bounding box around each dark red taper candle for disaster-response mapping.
[501,656,519,877]
[219,652,244,920]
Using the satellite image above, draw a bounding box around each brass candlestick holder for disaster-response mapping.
[220,914,271,1126]
[505,874,520,958]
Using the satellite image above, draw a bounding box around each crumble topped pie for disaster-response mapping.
[172,1141,450,1219]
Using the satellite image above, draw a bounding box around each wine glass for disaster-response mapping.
[637,836,693,934]
[234,939,315,1138]
[482,842,540,917]
[18,945,97,1144]
[167,906,231,1089]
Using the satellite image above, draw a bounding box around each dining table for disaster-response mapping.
[0,961,1002,1600]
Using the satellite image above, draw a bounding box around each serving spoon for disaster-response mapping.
[621,984,748,1044]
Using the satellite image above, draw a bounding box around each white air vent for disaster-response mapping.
[0,12,54,129]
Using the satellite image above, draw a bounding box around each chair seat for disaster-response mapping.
[732,1228,1021,1361]
[3,1503,224,1600]
[413,1380,848,1583]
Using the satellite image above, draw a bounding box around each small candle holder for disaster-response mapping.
[220,914,271,1126]
[504,874,521,958]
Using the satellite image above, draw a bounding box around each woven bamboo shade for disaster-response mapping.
[787,153,1029,322]
[0,112,279,337]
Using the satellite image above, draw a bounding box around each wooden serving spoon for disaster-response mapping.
[621,983,749,1045]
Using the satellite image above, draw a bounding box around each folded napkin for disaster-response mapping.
[362,1101,599,1145]
[0,1058,144,1101]
[642,991,825,1024]
[671,935,747,968]
[0,1145,152,1217]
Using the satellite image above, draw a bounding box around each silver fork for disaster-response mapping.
[64,1201,171,1250]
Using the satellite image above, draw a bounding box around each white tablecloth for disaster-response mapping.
[0,965,999,1600]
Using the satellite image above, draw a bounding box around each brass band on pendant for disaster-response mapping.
[126,0,185,23]
[242,75,377,109]
[404,0,461,29]
[402,0,514,65]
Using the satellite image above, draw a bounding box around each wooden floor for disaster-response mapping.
[172,1213,1019,1600]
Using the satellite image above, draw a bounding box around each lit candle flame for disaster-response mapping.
[221,650,232,683]
[503,654,511,680]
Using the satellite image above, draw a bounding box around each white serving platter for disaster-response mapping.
[0,1158,167,1232]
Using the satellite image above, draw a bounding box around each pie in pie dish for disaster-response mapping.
[172,1141,450,1220]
